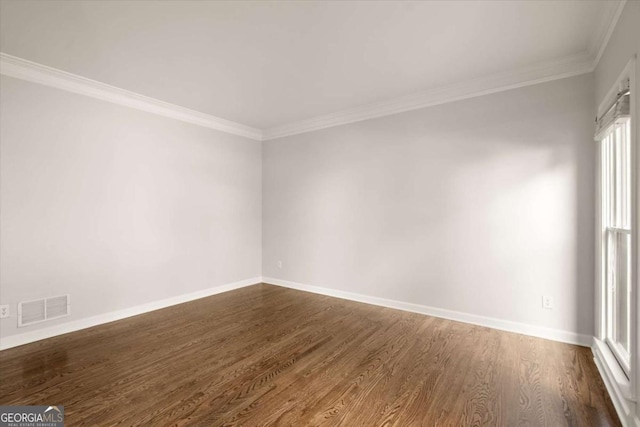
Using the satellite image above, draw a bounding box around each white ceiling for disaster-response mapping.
[0,0,622,132]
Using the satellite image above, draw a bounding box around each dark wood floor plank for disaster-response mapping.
[495,331,520,427]
[0,283,621,426]
[458,327,501,426]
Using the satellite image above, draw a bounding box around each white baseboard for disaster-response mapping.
[263,277,593,347]
[592,338,640,427]
[0,277,261,351]
[1,275,592,350]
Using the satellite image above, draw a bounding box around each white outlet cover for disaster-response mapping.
[0,304,9,319]
[542,296,553,310]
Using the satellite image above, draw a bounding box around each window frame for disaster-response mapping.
[602,118,633,375]
[595,57,637,402]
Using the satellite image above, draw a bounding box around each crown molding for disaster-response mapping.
[262,52,594,140]
[0,0,626,143]
[0,52,263,141]
[261,0,626,141]
[589,0,627,68]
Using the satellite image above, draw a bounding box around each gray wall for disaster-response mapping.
[0,76,262,339]
[263,74,595,336]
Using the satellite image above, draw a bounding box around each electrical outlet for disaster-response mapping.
[0,305,9,319]
[542,296,553,310]
[277,260,282,269]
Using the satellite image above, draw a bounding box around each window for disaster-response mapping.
[594,59,637,405]
[601,112,632,374]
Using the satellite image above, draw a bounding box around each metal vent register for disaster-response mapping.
[18,295,70,327]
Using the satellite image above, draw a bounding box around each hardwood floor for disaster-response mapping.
[0,283,620,426]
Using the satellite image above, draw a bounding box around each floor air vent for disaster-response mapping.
[18,295,70,327]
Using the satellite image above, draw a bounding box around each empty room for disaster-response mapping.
[0,0,638,425]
